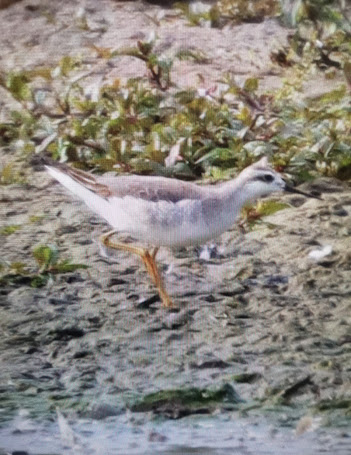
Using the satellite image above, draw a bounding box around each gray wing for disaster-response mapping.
[99,175,208,203]
[50,164,211,203]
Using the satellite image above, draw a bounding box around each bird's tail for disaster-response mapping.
[45,165,113,225]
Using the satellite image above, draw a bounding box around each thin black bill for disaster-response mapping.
[284,184,323,200]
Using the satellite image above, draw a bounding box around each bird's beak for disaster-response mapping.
[283,182,323,200]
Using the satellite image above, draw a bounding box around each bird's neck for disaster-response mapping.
[215,177,255,218]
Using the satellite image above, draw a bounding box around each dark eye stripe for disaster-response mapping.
[256,174,274,183]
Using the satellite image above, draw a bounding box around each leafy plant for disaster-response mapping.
[32,244,88,274]
[113,35,173,91]
[0,245,88,288]
[0,28,349,188]
[175,0,280,28]
[217,0,280,24]
[28,215,45,224]
[0,163,26,185]
[241,200,290,230]
[32,245,60,273]
[174,2,221,27]
[0,225,21,235]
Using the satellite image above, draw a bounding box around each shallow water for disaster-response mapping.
[1,412,350,455]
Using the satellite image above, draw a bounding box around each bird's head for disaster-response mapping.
[238,157,322,202]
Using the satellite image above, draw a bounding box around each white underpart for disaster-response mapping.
[109,196,221,247]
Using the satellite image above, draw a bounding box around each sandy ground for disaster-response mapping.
[0,1,350,454]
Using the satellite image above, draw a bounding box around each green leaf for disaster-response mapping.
[315,86,346,104]
[174,90,197,104]
[54,260,89,273]
[9,262,28,274]
[256,200,290,217]
[32,245,59,270]
[31,275,50,288]
[175,49,210,64]
[0,163,21,185]
[0,225,21,236]
[5,72,32,101]
[236,106,252,126]
[195,147,235,166]
[112,46,146,61]
[244,77,259,93]
[29,215,45,224]
[59,56,80,77]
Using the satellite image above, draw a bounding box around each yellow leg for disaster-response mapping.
[141,250,173,308]
[100,231,173,308]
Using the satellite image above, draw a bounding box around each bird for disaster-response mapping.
[45,156,321,308]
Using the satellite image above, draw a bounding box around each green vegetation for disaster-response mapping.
[175,0,280,27]
[0,1,349,190]
[0,225,21,235]
[174,0,350,32]
[241,200,291,229]
[0,162,26,185]
[28,214,45,224]
[0,23,349,185]
[0,244,88,288]
[129,383,243,417]
[316,398,351,413]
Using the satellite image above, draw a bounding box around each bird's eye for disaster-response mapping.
[257,174,274,183]
[262,174,274,183]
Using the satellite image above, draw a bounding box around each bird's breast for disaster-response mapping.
[124,197,239,247]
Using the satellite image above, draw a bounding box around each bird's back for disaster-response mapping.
[96,174,209,203]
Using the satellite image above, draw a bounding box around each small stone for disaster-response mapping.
[148,430,168,442]
[333,208,348,217]
[163,309,191,329]
[62,273,85,284]
[136,294,159,308]
[77,238,93,245]
[49,326,85,341]
[107,277,127,287]
[23,346,38,354]
[191,358,230,369]
[295,416,314,435]
[88,403,122,420]
[220,283,246,296]
[48,297,74,305]
[55,224,79,235]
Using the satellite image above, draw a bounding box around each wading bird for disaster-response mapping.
[46,157,321,308]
